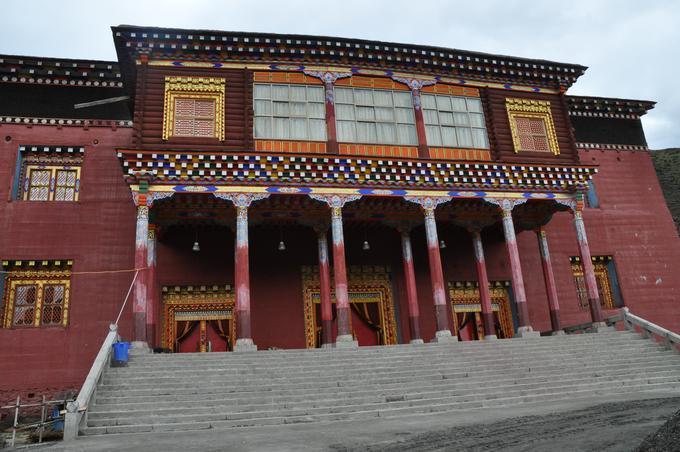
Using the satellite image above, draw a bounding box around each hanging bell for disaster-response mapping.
[278,240,286,251]
[439,240,447,249]
[362,240,370,251]
[192,241,201,252]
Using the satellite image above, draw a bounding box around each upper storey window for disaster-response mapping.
[15,146,83,202]
[505,98,560,155]
[162,76,226,141]
[422,94,489,149]
[334,88,417,145]
[253,84,326,141]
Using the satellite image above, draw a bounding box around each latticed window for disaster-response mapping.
[172,98,217,138]
[570,256,620,310]
[253,83,327,141]
[422,94,489,149]
[514,116,550,152]
[334,87,417,145]
[23,165,81,201]
[2,261,71,328]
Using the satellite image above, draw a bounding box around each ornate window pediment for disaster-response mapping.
[506,98,560,155]
[162,76,226,141]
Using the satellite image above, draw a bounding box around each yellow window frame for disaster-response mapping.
[23,165,81,201]
[162,76,226,141]
[505,97,560,155]
[3,271,71,328]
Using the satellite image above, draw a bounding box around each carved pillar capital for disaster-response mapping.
[404,195,450,214]
[214,192,270,208]
[484,197,528,216]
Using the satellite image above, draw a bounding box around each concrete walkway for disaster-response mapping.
[39,392,680,452]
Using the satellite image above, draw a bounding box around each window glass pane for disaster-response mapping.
[42,285,64,325]
[273,117,290,139]
[397,124,417,145]
[55,170,77,202]
[272,101,289,116]
[334,87,353,104]
[356,122,377,143]
[456,127,473,147]
[436,95,452,111]
[421,94,437,109]
[375,107,394,122]
[290,118,307,139]
[423,109,439,125]
[441,127,458,147]
[393,91,413,108]
[335,104,355,120]
[254,99,271,116]
[376,123,396,144]
[373,90,393,107]
[356,106,375,121]
[451,97,467,111]
[28,169,51,201]
[471,128,489,149]
[395,107,415,124]
[337,120,357,142]
[354,89,374,106]
[453,112,470,126]
[254,117,272,138]
[469,113,485,128]
[308,103,325,119]
[290,102,306,117]
[467,98,483,113]
[290,85,306,101]
[309,119,327,141]
[13,285,37,326]
[272,85,289,101]
[254,84,271,99]
[425,125,442,146]
[307,86,325,102]
[439,112,454,126]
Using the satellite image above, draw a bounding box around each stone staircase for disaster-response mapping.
[83,331,680,435]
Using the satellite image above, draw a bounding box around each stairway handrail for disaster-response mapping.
[621,307,680,352]
[63,270,139,441]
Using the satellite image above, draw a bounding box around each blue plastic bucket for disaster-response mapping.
[112,342,130,362]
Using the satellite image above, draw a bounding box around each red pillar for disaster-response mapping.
[146,225,157,346]
[573,210,605,325]
[330,204,356,346]
[499,202,538,337]
[234,203,255,351]
[317,230,333,347]
[471,230,497,340]
[132,202,149,344]
[536,227,562,333]
[411,89,429,158]
[423,207,455,341]
[324,81,339,154]
[400,229,422,343]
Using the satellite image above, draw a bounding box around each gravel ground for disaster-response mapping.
[331,397,680,452]
[636,407,680,452]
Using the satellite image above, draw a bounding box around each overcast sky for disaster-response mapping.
[1,0,678,149]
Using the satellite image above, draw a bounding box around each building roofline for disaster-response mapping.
[0,54,123,87]
[566,95,656,119]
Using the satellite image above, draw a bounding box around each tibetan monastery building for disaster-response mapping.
[1,25,679,402]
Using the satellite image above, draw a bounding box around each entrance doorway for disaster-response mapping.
[161,285,235,352]
[448,281,514,340]
[301,265,398,348]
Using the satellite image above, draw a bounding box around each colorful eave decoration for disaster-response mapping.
[117,150,597,194]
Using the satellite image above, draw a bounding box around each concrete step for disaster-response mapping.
[102,346,669,383]
[83,331,680,435]
[96,354,677,394]
[88,368,680,420]
[83,381,680,434]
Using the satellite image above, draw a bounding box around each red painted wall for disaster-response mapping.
[0,124,135,407]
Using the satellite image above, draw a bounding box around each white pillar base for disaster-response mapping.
[234,338,258,352]
[409,339,425,345]
[321,343,334,349]
[432,330,458,344]
[552,330,567,336]
[130,341,151,352]
[515,326,541,339]
[484,334,498,341]
[334,334,359,348]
